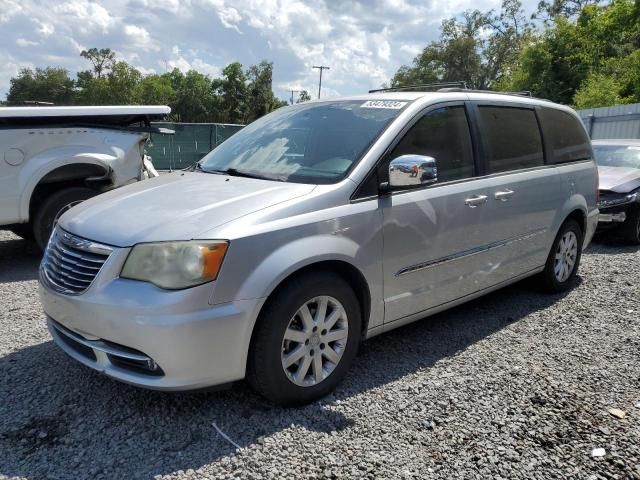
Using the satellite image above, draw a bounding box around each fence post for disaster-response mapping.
[587,114,595,138]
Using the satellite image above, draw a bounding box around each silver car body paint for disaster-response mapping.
[597,166,640,193]
[39,92,599,390]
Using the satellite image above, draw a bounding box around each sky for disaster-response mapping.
[0,0,527,102]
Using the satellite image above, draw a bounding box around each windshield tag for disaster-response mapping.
[361,100,407,109]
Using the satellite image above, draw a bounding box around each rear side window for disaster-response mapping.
[539,107,591,164]
[478,106,544,174]
[389,105,475,183]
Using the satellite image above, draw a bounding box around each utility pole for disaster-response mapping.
[312,66,330,99]
[289,89,302,105]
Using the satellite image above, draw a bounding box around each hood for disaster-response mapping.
[598,166,640,193]
[60,172,316,247]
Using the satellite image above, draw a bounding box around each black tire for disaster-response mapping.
[620,206,640,245]
[33,187,97,250]
[8,223,34,241]
[538,218,583,293]
[247,271,362,406]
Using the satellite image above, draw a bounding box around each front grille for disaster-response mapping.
[41,228,112,295]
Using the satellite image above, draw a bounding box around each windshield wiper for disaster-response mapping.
[195,164,284,181]
[224,168,282,181]
[194,163,226,175]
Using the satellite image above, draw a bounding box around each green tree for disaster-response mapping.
[534,0,602,21]
[4,47,287,124]
[172,70,217,122]
[137,74,176,106]
[7,67,75,105]
[77,61,142,105]
[391,0,532,89]
[245,60,283,121]
[216,62,247,123]
[296,90,311,103]
[573,72,632,108]
[80,48,116,78]
[501,0,640,105]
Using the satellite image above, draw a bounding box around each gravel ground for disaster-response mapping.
[0,229,638,480]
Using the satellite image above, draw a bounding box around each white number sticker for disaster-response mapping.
[361,100,407,109]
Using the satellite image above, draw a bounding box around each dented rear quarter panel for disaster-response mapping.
[0,127,147,224]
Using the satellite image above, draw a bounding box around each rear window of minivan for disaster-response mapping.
[478,106,544,174]
[538,107,592,164]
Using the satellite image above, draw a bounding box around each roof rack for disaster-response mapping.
[369,82,536,99]
[368,81,467,93]
[438,87,533,97]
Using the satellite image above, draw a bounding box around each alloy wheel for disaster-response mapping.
[281,296,349,387]
[554,231,578,282]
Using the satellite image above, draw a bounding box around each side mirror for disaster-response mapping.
[388,155,438,189]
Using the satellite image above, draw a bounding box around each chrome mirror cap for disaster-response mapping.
[388,154,438,189]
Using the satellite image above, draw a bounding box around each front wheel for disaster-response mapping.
[247,272,362,406]
[33,187,97,250]
[620,206,640,245]
[538,218,583,293]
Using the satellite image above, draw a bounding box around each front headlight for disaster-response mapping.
[598,192,637,208]
[121,241,228,290]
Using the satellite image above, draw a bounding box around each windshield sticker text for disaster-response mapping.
[361,100,407,109]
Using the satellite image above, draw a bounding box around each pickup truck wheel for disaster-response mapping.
[33,187,97,250]
[247,272,361,406]
[539,219,583,293]
[620,206,640,245]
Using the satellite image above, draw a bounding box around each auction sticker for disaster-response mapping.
[361,100,407,109]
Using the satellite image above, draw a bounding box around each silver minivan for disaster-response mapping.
[38,90,599,405]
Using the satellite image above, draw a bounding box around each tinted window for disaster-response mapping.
[200,100,404,184]
[539,107,591,163]
[389,106,474,183]
[478,106,544,173]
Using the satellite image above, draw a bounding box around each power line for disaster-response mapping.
[312,66,330,99]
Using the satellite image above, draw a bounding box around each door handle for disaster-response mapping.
[464,194,488,207]
[494,189,514,201]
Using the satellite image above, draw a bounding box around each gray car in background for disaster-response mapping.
[38,90,599,405]
[593,139,640,244]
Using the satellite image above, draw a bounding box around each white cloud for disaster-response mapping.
[0,0,542,101]
[0,0,23,23]
[16,38,39,47]
[123,24,154,49]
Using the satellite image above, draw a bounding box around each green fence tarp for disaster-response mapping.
[147,122,244,170]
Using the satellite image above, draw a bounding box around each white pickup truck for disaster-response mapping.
[0,105,170,249]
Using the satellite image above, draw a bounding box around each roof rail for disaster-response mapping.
[368,83,541,100]
[438,87,533,98]
[368,81,467,93]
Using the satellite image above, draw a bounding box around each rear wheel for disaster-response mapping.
[33,187,97,250]
[538,218,583,293]
[620,206,640,245]
[247,272,361,406]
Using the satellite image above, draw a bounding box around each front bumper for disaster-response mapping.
[599,211,627,223]
[39,274,265,391]
[597,202,637,230]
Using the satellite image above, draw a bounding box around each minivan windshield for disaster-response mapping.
[593,144,640,169]
[198,100,406,184]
